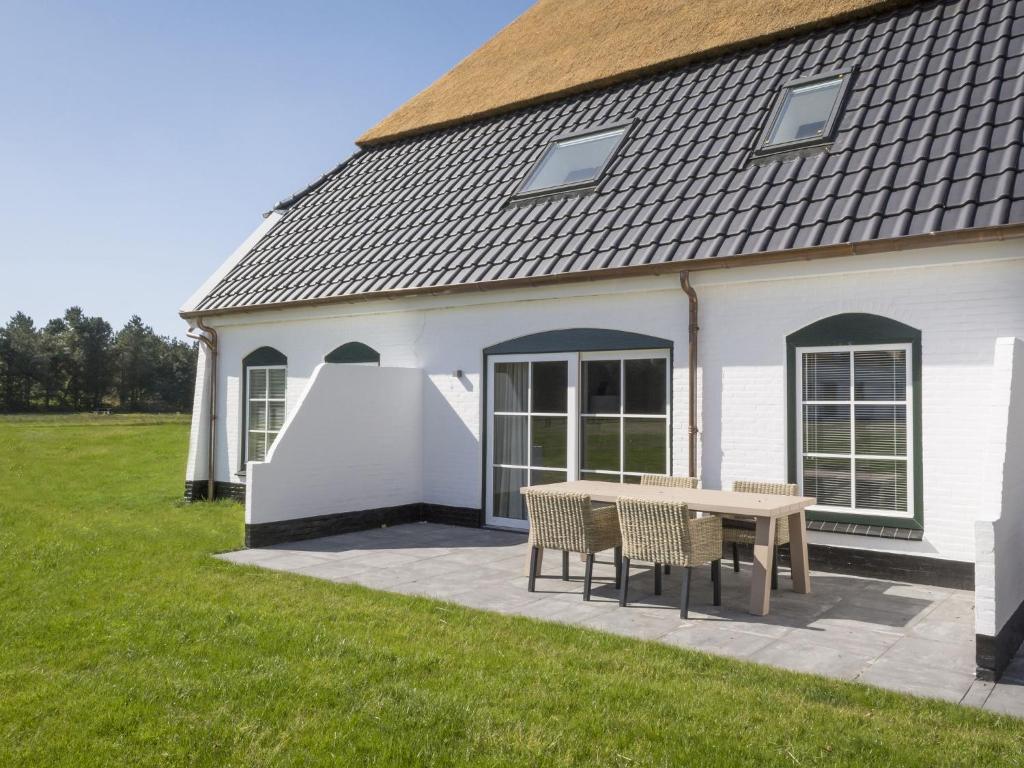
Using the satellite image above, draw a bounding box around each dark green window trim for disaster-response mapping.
[325,342,380,365]
[484,328,673,356]
[240,347,287,473]
[480,328,675,527]
[786,313,923,531]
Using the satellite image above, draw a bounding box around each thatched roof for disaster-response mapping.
[357,0,906,146]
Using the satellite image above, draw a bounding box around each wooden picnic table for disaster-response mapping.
[519,480,815,616]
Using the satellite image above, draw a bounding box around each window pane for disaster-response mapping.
[854,350,906,401]
[582,360,621,414]
[623,418,666,473]
[581,471,620,483]
[494,362,528,412]
[268,401,286,432]
[855,405,906,456]
[803,404,850,454]
[249,368,267,399]
[803,456,851,507]
[803,351,849,401]
[531,361,567,413]
[530,469,566,486]
[581,417,620,471]
[493,467,528,520]
[249,401,267,430]
[266,431,279,452]
[493,415,528,466]
[522,129,624,193]
[767,78,841,146]
[624,358,667,414]
[530,416,567,469]
[856,459,908,512]
[247,431,266,462]
[268,367,287,399]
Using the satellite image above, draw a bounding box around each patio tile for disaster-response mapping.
[218,523,994,708]
[748,633,885,680]
[960,679,995,709]
[662,624,780,659]
[983,681,1024,717]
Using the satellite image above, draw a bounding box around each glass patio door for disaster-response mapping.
[486,354,577,529]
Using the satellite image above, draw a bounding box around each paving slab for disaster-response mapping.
[217,522,1024,714]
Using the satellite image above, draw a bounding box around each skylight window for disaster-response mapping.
[758,72,850,155]
[518,126,627,196]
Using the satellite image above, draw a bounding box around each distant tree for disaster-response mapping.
[68,310,114,410]
[155,337,198,412]
[37,318,69,409]
[0,312,40,411]
[0,307,197,414]
[113,315,160,410]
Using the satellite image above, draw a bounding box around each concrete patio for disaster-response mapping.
[217,521,1024,716]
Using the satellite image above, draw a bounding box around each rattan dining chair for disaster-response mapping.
[639,475,698,574]
[722,480,798,590]
[639,474,698,489]
[616,496,722,619]
[524,489,623,601]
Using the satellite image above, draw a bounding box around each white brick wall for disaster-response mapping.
[975,338,1024,637]
[247,364,423,524]
[187,241,1024,562]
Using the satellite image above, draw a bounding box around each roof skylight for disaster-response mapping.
[518,126,627,196]
[758,72,849,154]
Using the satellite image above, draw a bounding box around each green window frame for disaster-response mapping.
[241,347,287,468]
[786,314,923,530]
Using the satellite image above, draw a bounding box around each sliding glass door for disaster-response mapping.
[486,354,576,529]
[485,349,669,529]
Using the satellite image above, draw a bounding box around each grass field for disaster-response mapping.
[1,415,1022,766]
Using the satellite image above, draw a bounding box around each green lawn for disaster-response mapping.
[1,416,1021,766]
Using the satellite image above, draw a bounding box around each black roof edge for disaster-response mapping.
[263,149,364,217]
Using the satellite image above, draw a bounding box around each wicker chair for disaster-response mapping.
[524,490,623,601]
[639,475,698,575]
[723,480,798,589]
[616,497,722,618]
[640,474,698,489]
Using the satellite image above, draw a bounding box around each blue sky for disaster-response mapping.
[0,0,531,338]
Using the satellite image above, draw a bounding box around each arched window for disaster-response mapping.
[483,328,673,529]
[324,342,380,365]
[787,314,922,533]
[242,347,287,465]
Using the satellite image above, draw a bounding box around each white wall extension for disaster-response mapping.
[246,364,424,525]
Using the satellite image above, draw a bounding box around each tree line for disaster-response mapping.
[0,308,197,413]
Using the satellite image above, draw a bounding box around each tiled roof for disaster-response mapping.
[193,0,1024,314]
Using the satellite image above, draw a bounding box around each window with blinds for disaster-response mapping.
[246,366,287,462]
[797,345,912,517]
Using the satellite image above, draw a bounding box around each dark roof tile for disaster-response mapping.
[194,0,1024,313]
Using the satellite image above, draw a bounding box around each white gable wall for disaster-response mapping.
[188,240,1024,564]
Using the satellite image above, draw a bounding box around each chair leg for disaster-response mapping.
[771,545,779,591]
[562,550,569,581]
[528,546,539,593]
[732,542,740,572]
[583,553,595,601]
[620,557,631,606]
[614,545,622,589]
[664,564,671,575]
[680,567,692,619]
[712,559,721,606]
[654,563,662,596]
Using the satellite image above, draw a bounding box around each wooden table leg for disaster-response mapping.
[788,508,811,594]
[523,546,544,577]
[749,516,776,616]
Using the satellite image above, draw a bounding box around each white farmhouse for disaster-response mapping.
[182,0,1024,679]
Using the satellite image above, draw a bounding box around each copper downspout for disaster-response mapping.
[186,320,218,501]
[679,272,699,479]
